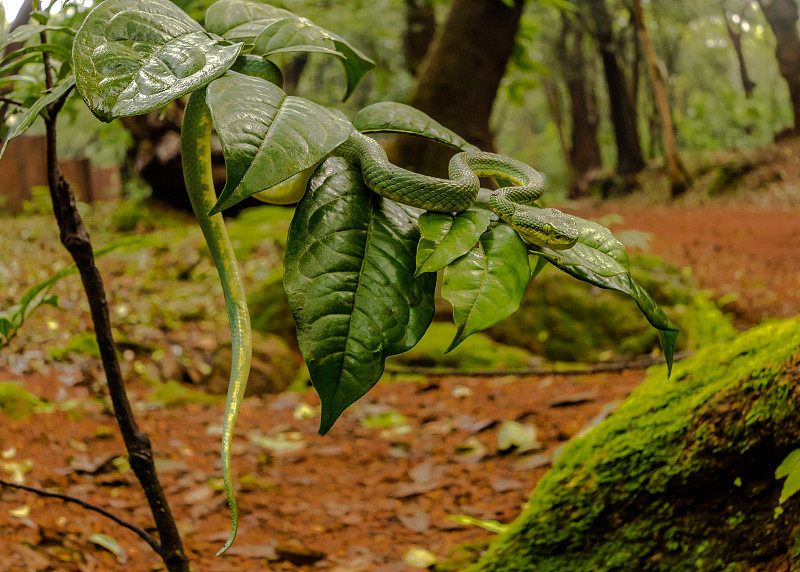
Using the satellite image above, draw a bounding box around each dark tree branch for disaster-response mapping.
[385,352,692,379]
[36,20,190,572]
[0,480,161,554]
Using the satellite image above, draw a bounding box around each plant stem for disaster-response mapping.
[37,20,189,572]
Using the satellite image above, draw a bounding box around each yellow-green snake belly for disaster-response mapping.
[183,90,252,556]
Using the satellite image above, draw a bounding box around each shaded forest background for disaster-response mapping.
[4,0,798,209]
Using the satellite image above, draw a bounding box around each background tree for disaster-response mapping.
[576,0,646,178]
[757,0,800,135]
[556,11,603,197]
[404,0,437,76]
[390,0,525,177]
[721,0,757,98]
[631,0,691,196]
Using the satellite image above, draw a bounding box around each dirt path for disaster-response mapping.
[574,205,800,328]
[1,203,799,571]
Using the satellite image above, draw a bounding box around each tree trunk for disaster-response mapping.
[468,316,800,571]
[721,0,757,98]
[631,0,690,197]
[558,13,603,198]
[120,106,259,214]
[758,0,800,134]
[389,0,524,177]
[580,0,646,177]
[404,0,437,76]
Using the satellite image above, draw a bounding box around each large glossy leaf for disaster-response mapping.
[442,224,531,352]
[284,157,435,435]
[205,0,374,100]
[416,211,490,276]
[72,0,241,121]
[353,102,479,151]
[205,71,353,214]
[0,75,75,160]
[535,215,679,374]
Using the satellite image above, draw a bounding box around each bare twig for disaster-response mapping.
[0,479,161,554]
[0,97,24,107]
[384,351,692,378]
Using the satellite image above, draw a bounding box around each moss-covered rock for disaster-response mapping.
[0,382,43,419]
[469,316,800,571]
[388,322,538,371]
[486,254,736,362]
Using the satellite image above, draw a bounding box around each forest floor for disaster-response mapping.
[2,138,800,571]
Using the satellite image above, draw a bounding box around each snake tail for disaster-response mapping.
[183,90,252,556]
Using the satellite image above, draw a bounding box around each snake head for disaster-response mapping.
[512,208,579,250]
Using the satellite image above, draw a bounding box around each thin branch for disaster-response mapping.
[0,479,161,554]
[384,352,692,379]
[37,20,190,572]
[0,96,24,107]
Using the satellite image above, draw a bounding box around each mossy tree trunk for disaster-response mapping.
[468,317,800,571]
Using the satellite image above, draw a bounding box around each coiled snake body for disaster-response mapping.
[182,91,578,554]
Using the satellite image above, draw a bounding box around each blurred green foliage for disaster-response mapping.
[0,381,43,419]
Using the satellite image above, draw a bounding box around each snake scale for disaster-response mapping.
[182,89,578,554]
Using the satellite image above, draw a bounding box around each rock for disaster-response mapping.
[485,254,736,363]
[205,331,301,396]
[469,316,800,571]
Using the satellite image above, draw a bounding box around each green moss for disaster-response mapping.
[48,332,100,361]
[226,204,294,257]
[487,254,733,363]
[470,317,800,571]
[149,381,225,408]
[0,382,43,419]
[388,322,535,371]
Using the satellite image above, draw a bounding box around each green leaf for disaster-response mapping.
[353,102,479,151]
[88,533,125,562]
[416,211,490,275]
[205,0,374,100]
[0,236,151,348]
[442,224,531,352]
[1,43,72,69]
[229,53,283,86]
[776,449,800,479]
[72,0,241,121]
[0,75,75,161]
[449,515,509,534]
[780,462,800,504]
[205,71,353,214]
[535,215,679,374]
[284,157,435,435]
[0,24,75,54]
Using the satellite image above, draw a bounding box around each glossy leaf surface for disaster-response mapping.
[206,72,353,213]
[354,101,479,151]
[536,215,679,374]
[284,158,435,434]
[415,211,490,275]
[73,0,240,121]
[442,224,531,352]
[205,0,373,100]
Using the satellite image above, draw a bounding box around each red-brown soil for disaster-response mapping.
[2,198,800,571]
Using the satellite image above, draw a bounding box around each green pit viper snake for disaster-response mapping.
[182,87,579,555]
